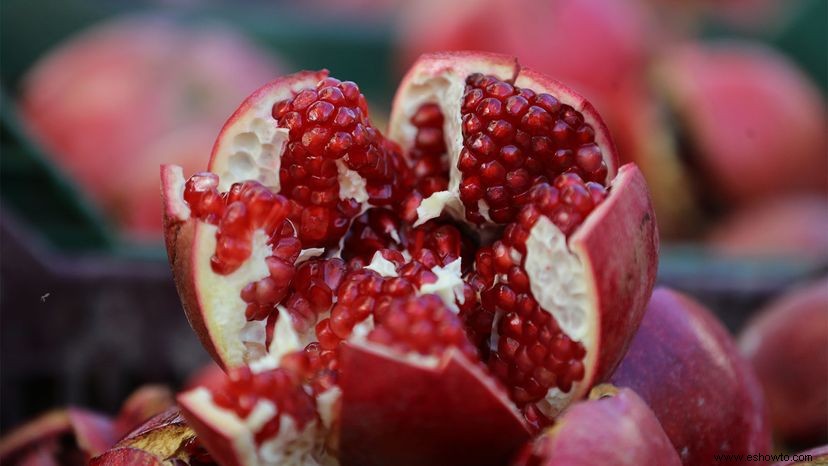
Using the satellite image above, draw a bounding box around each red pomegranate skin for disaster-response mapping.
[510,387,681,466]
[20,15,281,239]
[740,278,828,446]
[610,288,772,466]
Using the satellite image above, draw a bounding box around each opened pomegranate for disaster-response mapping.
[163,51,658,465]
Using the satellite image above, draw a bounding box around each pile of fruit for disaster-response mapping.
[3,52,825,466]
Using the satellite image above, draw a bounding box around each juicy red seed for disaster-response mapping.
[368,294,477,358]
[408,103,449,196]
[458,74,608,225]
[272,76,411,248]
[210,366,316,444]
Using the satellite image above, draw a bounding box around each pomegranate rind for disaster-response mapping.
[337,343,531,466]
[739,278,828,444]
[0,408,116,462]
[569,163,657,401]
[92,408,203,465]
[610,288,772,466]
[512,386,681,466]
[90,447,164,466]
[162,164,229,368]
[178,389,254,466]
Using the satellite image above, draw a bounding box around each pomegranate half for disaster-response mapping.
[164,51,658,465]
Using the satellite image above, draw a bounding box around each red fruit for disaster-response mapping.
[511,385,681,466]
[707,196,828,261]
[740,279,828,446]
[610,288,772,466]
[0,409,116,465]
[19,15,281,240]
[91,408,214,465]
[658,42,828,206]
[162,51,659,465]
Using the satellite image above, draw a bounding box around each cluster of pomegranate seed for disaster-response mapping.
[342,208,404,263]
[277,258,348,336]
[212,366,317,444]
[408,103,449,197]
[272,77,411,247]
[183,174,292,275]
[468,172,606,409]
[457,73,608,224]
[368,294,477,359]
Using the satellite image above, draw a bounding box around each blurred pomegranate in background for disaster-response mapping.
[397,0,701,237]
[657,41,828,208]
[708,196,828,261]
[740,279,828,447]
[19,15,283,241]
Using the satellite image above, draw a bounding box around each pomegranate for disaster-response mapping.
[0,409,116,465]
[163,51,658,465]
[739,279,828,446]
[511,385,681,466]
[610,288,772,466]
[707,196,828,261]
[657,41,828,207]
[91,408,215,465]
[20,15,282,240]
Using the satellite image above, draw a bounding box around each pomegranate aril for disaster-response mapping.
[458,74,609,225]
[368,294,477,359]
[209,366,317,445]
[273,76,411,247]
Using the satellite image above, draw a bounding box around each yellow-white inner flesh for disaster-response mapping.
[523,216,592,417]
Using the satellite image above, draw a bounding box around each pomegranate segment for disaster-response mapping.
[510,386,682,466]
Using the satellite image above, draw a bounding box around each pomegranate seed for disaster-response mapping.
[457,74,609,224]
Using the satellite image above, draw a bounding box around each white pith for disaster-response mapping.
[390,73,467,227]
[195,227,273,365]
[162,165,191,221]
[183,388,335,466]
[417,258,465,313]
[315,387,342,430]
[365,251,398,277]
